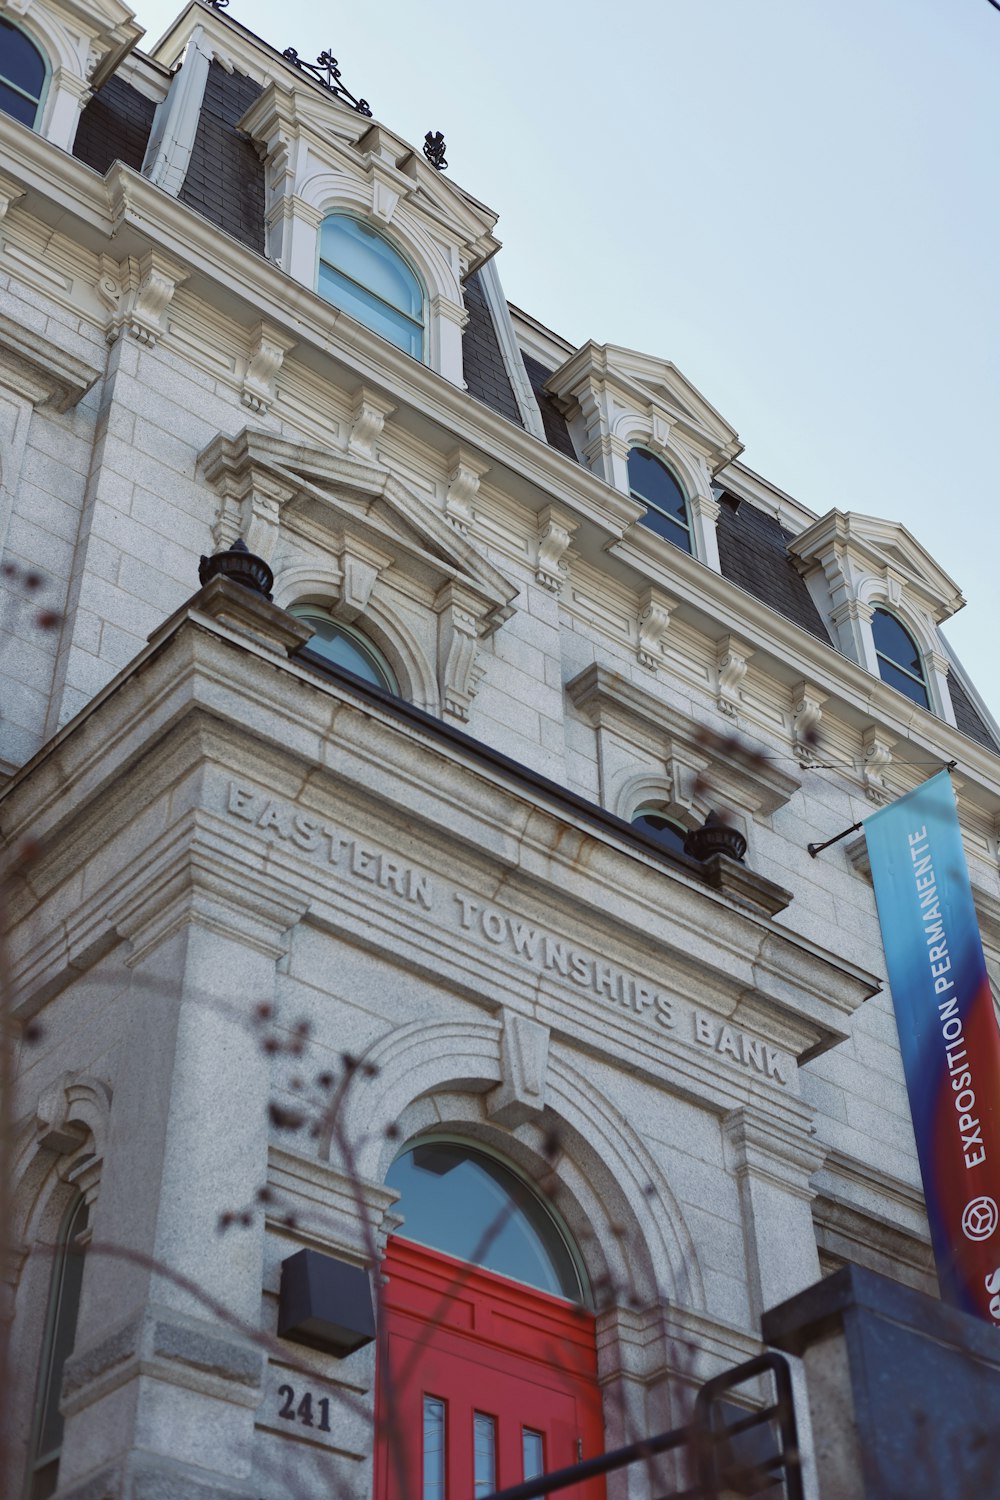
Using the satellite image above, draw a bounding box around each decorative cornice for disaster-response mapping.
[567,663,801,817]
[0,309,101,411]
[0,131,997,799]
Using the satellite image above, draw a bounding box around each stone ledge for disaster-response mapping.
[0,310,101,412]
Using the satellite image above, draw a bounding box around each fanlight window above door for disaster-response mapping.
[385,1139,585,1302]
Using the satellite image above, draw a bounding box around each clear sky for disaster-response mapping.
[133,0,1000,729]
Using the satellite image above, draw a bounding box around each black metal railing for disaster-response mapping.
[484,1352,802,1500]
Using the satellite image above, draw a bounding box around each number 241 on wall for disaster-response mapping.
[278,1383,332,1433]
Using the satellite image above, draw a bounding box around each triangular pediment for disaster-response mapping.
[545,341,742,470]
[198,428,518,633]
[789,509,964,621]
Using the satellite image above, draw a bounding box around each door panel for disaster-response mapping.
[377,1239,604,1500]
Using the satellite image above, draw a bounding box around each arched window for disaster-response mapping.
[317,215,424,359]
[627,447,692,554]
[0,18,46,129]
[27,1195,89,1500]
[290,606,399,694]
[871,608,929,709]
[385,1139,584,1302]
[631,806,688,856]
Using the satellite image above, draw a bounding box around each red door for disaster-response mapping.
[376,1238,605,1500]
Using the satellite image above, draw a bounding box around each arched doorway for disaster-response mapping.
[376,1139,605,1500]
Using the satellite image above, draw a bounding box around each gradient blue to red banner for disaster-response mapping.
[865,770,1000,1324]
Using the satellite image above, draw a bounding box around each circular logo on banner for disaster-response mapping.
[962,1197,999,1241]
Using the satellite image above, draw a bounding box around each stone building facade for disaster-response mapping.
[2,3,1000,1498]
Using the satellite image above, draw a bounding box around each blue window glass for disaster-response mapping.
[291,608,399,694]
[385,1141,583,1302]
[423,1397,446,1500]
[318,215,424,358]
[473,1413,496,1498]
[871,608,929,709]
[0,18,46,129]
[627,448,692,554]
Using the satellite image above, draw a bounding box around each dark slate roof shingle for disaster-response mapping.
[461,271,523,426]
[716,495,833,643]
[72,75,156,176]
[178,63,265,255]
[946,671,999,751]
[521,353,578,461]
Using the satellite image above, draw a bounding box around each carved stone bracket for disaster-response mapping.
[791,680,828,768]
[330,535,393,623]
[198,440,298,562]
[487,1012,551,1127]
[534,504,578,593]
[436,582,483,722]
[716,636,752,718]
[862,725,894,805]
[35,1073,113,1206]
[636,586,675,671]
[0,170,25,226]
[348,386,396,461]
[97,250,189,346]
[241,321,296,414]
[445,447,490,533]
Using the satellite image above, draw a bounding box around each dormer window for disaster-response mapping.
[0,18,46,129]
[317,214,424,360]
[627,448,692,555]
[871,608,929,709]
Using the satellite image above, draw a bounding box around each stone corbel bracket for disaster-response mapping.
[436,581,485,722]
[861,725,894,805]
[535,504,578,593]
[0,310,101,412]
[241,321,296,414]
[791,680,828,768]
[444,447,490,533]
[636,585,676,671]
[348,385,396,461]
[97,249,190,347]
[0,169,25,229]
[716,635,752,719]
[199,432,298,561]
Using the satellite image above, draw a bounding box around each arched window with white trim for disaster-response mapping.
[317,214,425,359]
[627,447,692,554]
[0,17,47,130]
[871,607,929,709]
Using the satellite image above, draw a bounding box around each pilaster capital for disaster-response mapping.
[723,1103,827,1199]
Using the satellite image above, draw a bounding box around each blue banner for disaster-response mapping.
[865,770,1000,1324]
